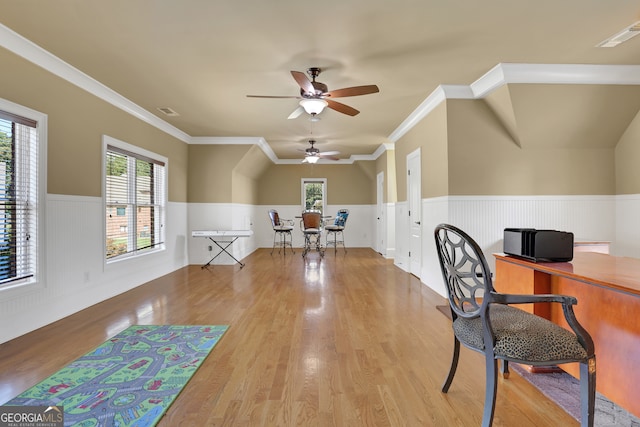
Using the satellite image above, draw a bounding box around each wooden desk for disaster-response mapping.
[574,239,610,254]
[494,252,640,418]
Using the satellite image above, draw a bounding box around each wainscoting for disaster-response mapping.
[2,193,637,345]
[0,194,189,344]
[397,195,623,298]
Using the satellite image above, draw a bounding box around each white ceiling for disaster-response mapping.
[1,0,639,161]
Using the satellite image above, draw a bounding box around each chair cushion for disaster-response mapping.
[452,304,588,363]
[325,225,344,232]
[334,211,348,227]
[304,228,320,234]
[274,226,293,232]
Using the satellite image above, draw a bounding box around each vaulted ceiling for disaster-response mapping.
[1,0,639,161]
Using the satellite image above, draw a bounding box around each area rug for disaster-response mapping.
[3,324,228,427]
[511,363,640,426]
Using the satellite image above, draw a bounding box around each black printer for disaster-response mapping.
[503,228,574,262]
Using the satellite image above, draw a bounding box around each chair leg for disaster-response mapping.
[332,231,337,254]
[273,231,295,255]
[280,231,286,255]
[500,359,510,379]
[580,356,596,427]
[271,232,277,255]
[325,231,335,254]
[340,230,347,253]
[316,233,324,257]
[442,336,460,393]
[286,231,294,255]
[482,357,498,427]
[302,234,309,257]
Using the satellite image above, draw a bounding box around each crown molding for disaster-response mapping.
[372,143,393,159]
[388,62,640,143]
[274,156,369,165]
[4,22,640,162]
[472,63,640,97]
[0,23,190,143]
[276,158,352,165]
[191,136,264,145]
[191,136,279,163]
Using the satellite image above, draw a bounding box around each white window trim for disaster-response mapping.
[301,177,327,214]
[102,135,167,265]
[0,98,47,296]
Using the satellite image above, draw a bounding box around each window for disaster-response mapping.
[0,103,43,289]
[301,178,326,215]
[104,136,166,261]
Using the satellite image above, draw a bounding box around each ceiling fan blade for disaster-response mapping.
[326,85,379,98]
[246,95,300,99]
[319,150,340,156]
[288,106,304,119]
[326,99,359,116]
[291,71,315,94]
[319,154,340,161]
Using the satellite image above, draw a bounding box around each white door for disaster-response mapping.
[376,172,385,254]
[407,149,421,277]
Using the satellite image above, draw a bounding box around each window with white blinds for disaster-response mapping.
[0,110,38,287]
[105,138,166,261]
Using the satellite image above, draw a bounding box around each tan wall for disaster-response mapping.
[232,145,272,204]
[507,84,640,150]
[375,150,398,203]
[0,47,188,202]
[355,161,377,203]
[447,99,615,195]
[257,163,375,206]
[615,109,640,194]
[394,102,449,201]
[5,40,630,205]
[188,144,254,203]
[376,151,389,203]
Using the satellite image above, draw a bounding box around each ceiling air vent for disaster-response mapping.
[157,107,180,117]
[596,21,640,47]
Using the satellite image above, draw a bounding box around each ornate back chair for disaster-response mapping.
[434,223,596,427]
[300,210,323,258]
[324,209,349,254]
[268,209,294,255]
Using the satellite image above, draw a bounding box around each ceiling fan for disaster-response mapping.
[247,67,379,119]
[299,140,340,164]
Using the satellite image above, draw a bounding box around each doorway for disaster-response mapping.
[407,149,421,277]
[376,171,385,255]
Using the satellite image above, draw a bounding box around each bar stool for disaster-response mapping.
[325,209,349,254]
[268,209,294,255]
[300,210,324,257]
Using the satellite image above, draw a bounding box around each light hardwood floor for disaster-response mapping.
[0,248,578,426]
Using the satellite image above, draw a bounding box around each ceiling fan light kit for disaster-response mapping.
[246,67,378,162]
[246,67,379,118]
[304,155,320,164]
[299,98,328,115]
[300,139,340,163]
